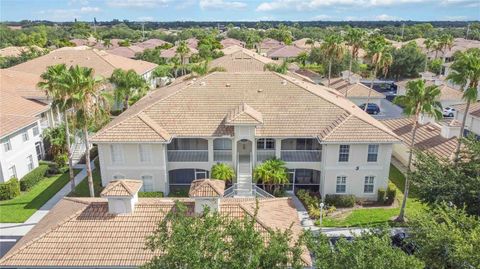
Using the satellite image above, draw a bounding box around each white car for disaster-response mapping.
[443,107,456,117]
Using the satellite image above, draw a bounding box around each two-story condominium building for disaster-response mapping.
[92,72,399,199]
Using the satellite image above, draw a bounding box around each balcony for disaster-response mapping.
[214,150,232,162]
[167,150,208,162]
[257,150,275,162]
[281,150,322,162]
[40,119,49,130]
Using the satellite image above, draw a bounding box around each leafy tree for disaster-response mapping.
[264,59,288,74]
[389,42,426,79]
[423,38,437,71]
[411,136,480,216]
[189,60,225,77]
[438,34,454,63]
[118,39,131,47]
[0,46,46,68]
[446,48,480,160]
[253,158,288,193]
[266,24,293,45]
[135,47,167,65]
[428,58,443,75]
[365,34,389,107]
[393,79,443,222]
[110,68,149,111]
[211,163,235,183]
[296,51,308,68]
[321,33,345,86]
[304,231,424,269]
[176,41,191,76]
[408,203,480,269]
[344,27,366,73]
[152,64,174,79]
[142,201,305,269]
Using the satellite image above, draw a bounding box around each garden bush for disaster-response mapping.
[325,194,356,208]
[385,183,397,205]
[377,188,386,204]
[20,164,49,191]
[0,178,20,200]
[139,191,164,198]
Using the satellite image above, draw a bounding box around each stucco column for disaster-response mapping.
[208,139,214,165]
[275,138,282,159]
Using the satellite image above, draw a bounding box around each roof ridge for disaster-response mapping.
[137,112,171,140]
[91,48,118,70]
[321,114,353,140]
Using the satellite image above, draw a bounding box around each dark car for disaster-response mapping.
[391,232,416,255]
[359,103,381,115]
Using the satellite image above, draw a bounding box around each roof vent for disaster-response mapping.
[281,80,287,85]
[226,83,231,87]
[257,89,264,93]
[101,180,142,214]
[189,179,225,215]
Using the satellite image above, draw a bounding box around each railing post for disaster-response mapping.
[275,138,282,159]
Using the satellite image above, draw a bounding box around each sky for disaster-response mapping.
[0,0,479,22]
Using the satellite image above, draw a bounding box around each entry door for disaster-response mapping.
[35,142,43,160]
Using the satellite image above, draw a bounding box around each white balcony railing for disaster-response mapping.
[257,150,276,162]
[167,150,208,162]
[214,150,232,162]
[281,150,322,162]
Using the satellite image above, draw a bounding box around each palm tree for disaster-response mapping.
[321,33,345,86]
[423,38,436,72]
[379,51,393,78]
[305,38,315,50]
[345,28,366,74]
[253,158,288,194]
[109,68,148,111]
[211,163,235,183]
[439,34,454,63]
[103,38,112,49]
[264,59,289,74]
[296,51,308,68]
[68,66,110,197]
[364,35,388,111]
[393,79,443,222]
[190,60,226,77]
[446,48,480,161]
[38,64,76,191]
[176,41,191,76]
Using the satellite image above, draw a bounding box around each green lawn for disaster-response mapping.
[321,165,426,227]
[0,170,80,223]
[69,160,103,197]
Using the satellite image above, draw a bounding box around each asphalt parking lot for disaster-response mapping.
[373,99,405,120]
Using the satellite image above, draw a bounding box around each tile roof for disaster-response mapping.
[225,103,264,125]
[0,69,45,99]
[0,197,311,268]
[267,45,305,58]
[136,39,169,49]
[258,38,284,50]
[381,117,459,159]
[188,179,226,197]
[396,79,464,102]
[453,101,480,118]
[221,38,245,48]
[8,46,157,78]
[92,72,398,144]
[324,77,385,99]
[186,38,199,49]
[292,38,322,49]
[100,180,143,197]
[106,45,144,58]
[0,45,44,57]
[160,45,199,58]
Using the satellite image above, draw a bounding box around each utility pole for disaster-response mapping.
[142,23,145,41]
[93,17,97,34]
[466,23,470,40]
[401,23,405,40]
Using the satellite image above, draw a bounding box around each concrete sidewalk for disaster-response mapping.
[0,160,95,237]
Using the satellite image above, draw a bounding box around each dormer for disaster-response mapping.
[225,103,263,126]
[101,180,143,214]
[188,179,225,215]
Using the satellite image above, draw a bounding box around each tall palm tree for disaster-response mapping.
[296,51,308,68]
[68,66,110,197]
[446,48,480,161]
[103,38,112,49]
[109,68,148,111]
[379,51,393,78]
[305,38,315,50]
[365,35,389,110]
[253,158,288,194]
[321,33,345,86]
[345,28,366,74]
[439,34,454,63]
[176,41,191,76]
[38,64,76,191]
[423,38,436,72]
[393,79,443,222]
[190,60,226,77]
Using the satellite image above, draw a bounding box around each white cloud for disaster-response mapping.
[440,0,480,7]
[199,0,247,10]
[106,0,172,8]
[312,14,332,20]
[37,6,100,21]
[375,14,398,20]
[256,0,433,11]
[137,16,155,21]
[443,15,468,20]
[80,6,101,12]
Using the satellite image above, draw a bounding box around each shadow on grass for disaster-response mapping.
[25,173,70,209]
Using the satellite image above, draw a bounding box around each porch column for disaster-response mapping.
[275,139,282,159]
[207,139,214,165]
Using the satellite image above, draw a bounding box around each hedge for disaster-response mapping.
[377,188,386,204]
[0,178,20,200]
[385,183,397,205]
[20,165,49,191]
[325,194,356,208]
[139,191,164,198]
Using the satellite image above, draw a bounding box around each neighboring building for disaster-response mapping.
[255,38,284,55]
[321,71,385,108]
[453,101,480,136]
[292,38,321,50]
[185,37,199,49]
[136,38,170,49]
[266,45,305,61]
[160,45,199,61]
[0,45,44,58]
[8,46,158,87]
[381,116,460,165]
[92,72,399,199]
[220,38,245,48]
[107,45,144,59]
[0,179,312,268]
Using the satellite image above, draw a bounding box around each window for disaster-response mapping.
[110,144,124,164]
[167,138,208,150]
[367,144,379,162]
[338,145,350,162]
[336,176,347,193]
[27,155,34,171]
[3,140,12,152]
[257,138,275,150]
[139,144,152,163]
[22,132,29,142]
[364,176,375,193]
[213,138,232,150]
[8,165,17,179]
[33,126,40,136]
[113,174,125,180]
[195,170,208,179]
[141,175,154,192]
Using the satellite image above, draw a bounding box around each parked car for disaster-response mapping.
[391,232,416,255]
[443,107,456,117]
[359,103,381,115]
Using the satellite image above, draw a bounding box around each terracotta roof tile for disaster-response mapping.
[101,180,143,197]
[225,103,263,125]
[188,179,226,197]
[396,79,464,102]
[221,38,245,48]
[321,77,385,99]
[453,101,480,118]
[267,45,305,58]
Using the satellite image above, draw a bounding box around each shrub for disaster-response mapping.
[0,178,20,200]
[20,165,49,191]
[325,194,356,208]
[308,204,321,219]
[139,191,164,198]
[377,188,386,204]
[168,188,189,197]
[385,183,397,205]
[54,153,68,168]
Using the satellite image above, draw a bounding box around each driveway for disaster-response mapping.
[373,99,404,120]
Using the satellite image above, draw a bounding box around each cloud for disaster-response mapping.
[312,14,333,20]
[80,6,101,12]
[440,0,480,7]
[137,16,155,21]
[106,0,172,8]
[443,15,468,20]
[256,0,433,11]
[37,6,100,21]
[199,0,247,10]
[375,14,399,20]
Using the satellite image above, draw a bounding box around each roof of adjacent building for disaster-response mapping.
[0,45,44,57]
[0,196,311,268]
[225,102,264,125]
[324,77,385,99]
[92,72,398,144]
[381,117,459,159]
[258,38,284,49]
[100,180,143,197]
[221,38,245,48]
[188,179,226,197]
[186,37,199,49]
[266,45,305,58]
[136,38,169,49]
[8,46,157,77]
[160,45,199,58]
[0,69,44,100]
[106,45,144,58]
[453,101,480,118]
[396,79,464,102]
[292,38,322,49]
